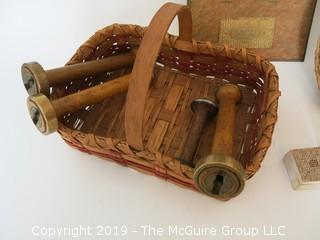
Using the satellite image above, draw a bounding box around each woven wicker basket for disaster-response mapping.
[53,3,280,196]
[316,38,320,89]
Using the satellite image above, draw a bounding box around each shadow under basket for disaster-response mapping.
[54,22,280,197]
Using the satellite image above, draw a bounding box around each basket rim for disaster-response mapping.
[62,23,281,180]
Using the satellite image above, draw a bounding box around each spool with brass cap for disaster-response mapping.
[194,84,245,200]
[22,62,49,96]
[22,52,135,96]
[27,73,131,135]
[27,94,58,135]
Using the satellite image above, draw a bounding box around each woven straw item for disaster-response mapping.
[54,3,280,192]
[316,38,320,89]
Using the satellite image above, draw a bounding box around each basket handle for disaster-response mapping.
[125,3,192,150]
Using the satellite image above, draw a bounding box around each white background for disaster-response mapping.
[0,0,320,239]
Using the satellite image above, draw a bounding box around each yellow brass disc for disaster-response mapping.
[194,154,245,200]
[27,94,58,135]
[21,62,50,96]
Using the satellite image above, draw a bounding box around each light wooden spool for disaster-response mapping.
[194,84,246,200]
[27,74,130,135]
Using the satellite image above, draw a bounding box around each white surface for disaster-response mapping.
[0,0,320,239]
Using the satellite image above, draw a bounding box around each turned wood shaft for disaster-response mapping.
[46,53,135,86]
[52,74,130,117]
[181,108,211,166]
[191,87,245,200]
[212,85,241,157]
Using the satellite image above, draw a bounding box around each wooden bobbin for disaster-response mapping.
[180,98,218,166]
[194,84,245,200]
[22,52,135,96]
[27,74,131,135]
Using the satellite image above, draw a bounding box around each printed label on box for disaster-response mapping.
[219,17,275,49]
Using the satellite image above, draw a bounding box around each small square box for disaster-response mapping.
[283,147,320,190]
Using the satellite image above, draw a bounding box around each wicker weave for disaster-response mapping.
[316,38,320,89]
[53,12,280,192]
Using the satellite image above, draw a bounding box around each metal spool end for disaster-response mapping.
[191,98,218,117]
[27,94,58,135]
[194,154,245,200]
[21,62,50,96]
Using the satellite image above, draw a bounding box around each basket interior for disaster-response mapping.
[53,33,266,169]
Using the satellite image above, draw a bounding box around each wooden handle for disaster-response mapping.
[53,74,130,117]
[212,84,241,157]
[125,3,192,150]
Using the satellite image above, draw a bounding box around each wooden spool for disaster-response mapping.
[194,84,245,200]
[180,98,218,166]
[27,74,130,135]
[22,52,135,96]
